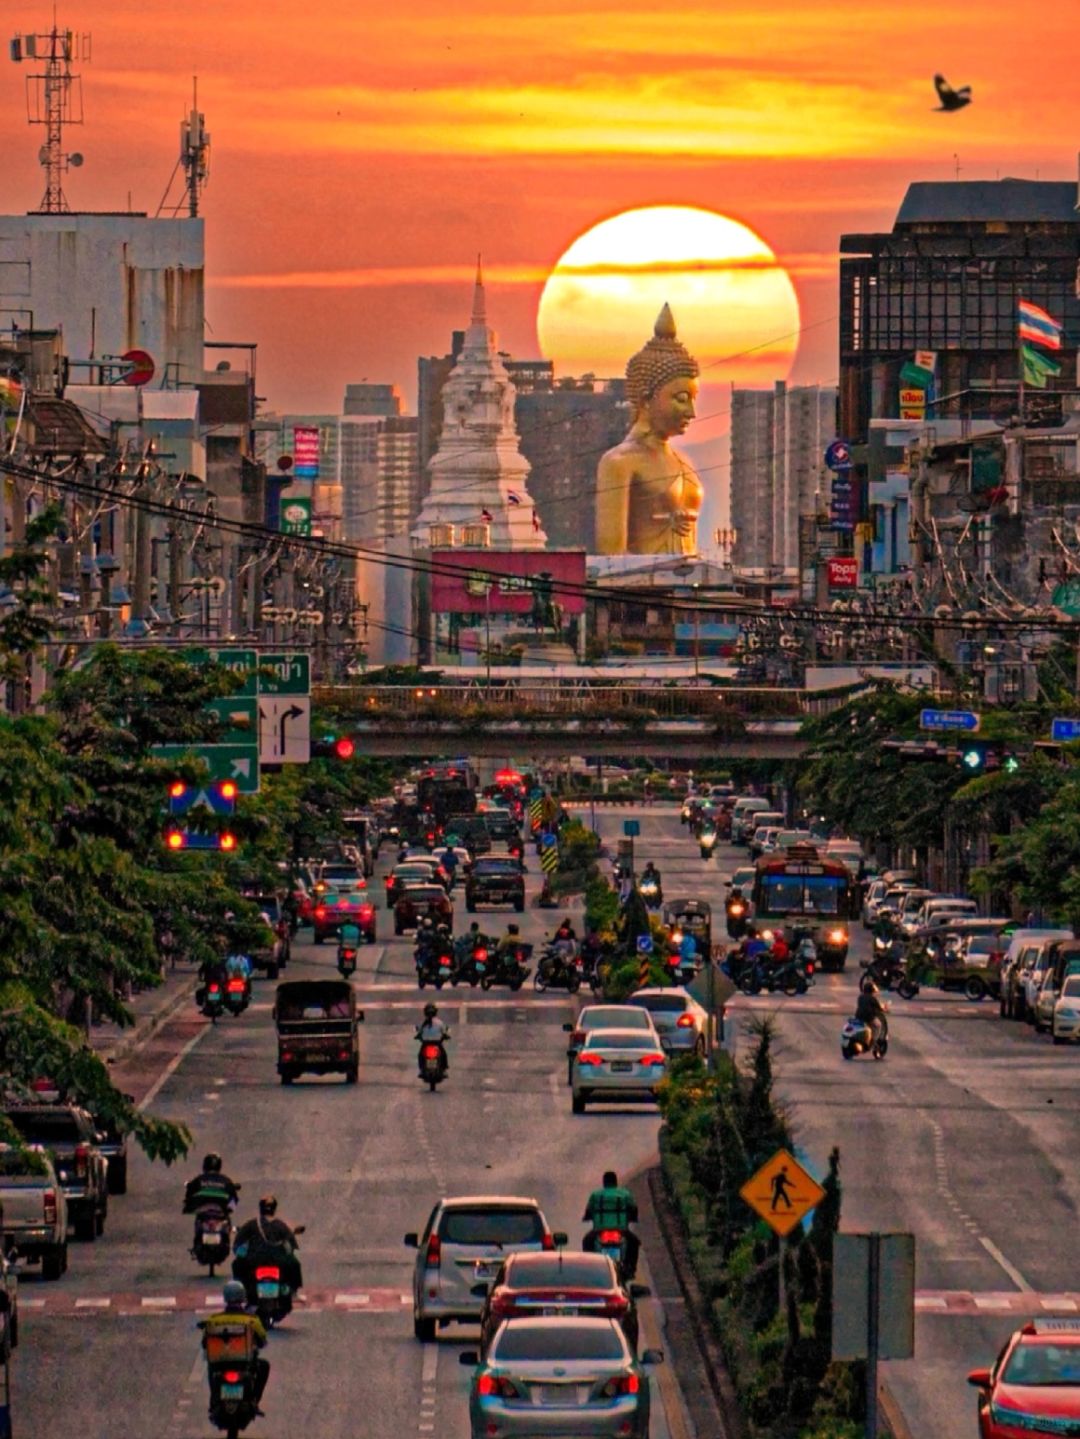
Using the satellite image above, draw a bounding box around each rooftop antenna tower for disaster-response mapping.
[156,79,210,218]
[9,19,91,213]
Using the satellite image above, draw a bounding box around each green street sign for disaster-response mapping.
[206,696,259,744]
[184,648,258,697]
[1051,580,1080,618]
[258,653,310,696]
[153,743,260,793]
[281,497,312,537]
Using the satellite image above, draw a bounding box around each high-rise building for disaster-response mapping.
[341,411,419,545]
[730,381,836,576]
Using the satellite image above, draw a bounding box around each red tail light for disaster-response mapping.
[281,1050,294,1062]
[222,1370,242,1384]
[475,948,488,961]
[208,983,221,996]
[359,905,373,919]
[422,1044,441,1059]
[641,1053,667,1066]
[74,1143,89,1179]
[600,1374,640,1397]
[314,906,327,921]
[424,1233,441,1269]
[598,1229,624,1245]
[577,1053,603,1067]
[384,876,395,888]
[676,1014,695,1028]
[254,1266,280,1281]
[341,949,357,961]
[226,978,245,993]
[439,957,451,968]
[806,962,815,975]
[43,1188,57,1224]
[542,1230,556,1251]
[606,1294,629,1313]
[478,1375,521,1398]
[337,1047,351,1061]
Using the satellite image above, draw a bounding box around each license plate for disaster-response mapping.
[202,1233,224,1246]
[220,1382,244,1400]
[542,1305,574,1316]
[538,1385,572,1406]
[611,1061,632,1072]
[256,1281,280,1298]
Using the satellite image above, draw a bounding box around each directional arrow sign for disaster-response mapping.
[919,709,980,733]
[258,696,311,764]
[152,744,260,793]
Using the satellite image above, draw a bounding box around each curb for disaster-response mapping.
[647,1167,745,1439]
[96,974,199,1068]
[880,1379,918,1439]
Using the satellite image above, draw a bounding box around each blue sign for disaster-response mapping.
[920,709,981,732]
[1051,717,1080,742]
[825,439,853,472]
[540,830,557,848]
[168,785,236,818]
[636,934,653,954]
[829,473,856,532]
[623,819,641,837]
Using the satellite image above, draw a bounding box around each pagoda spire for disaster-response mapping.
[471,253,486,324]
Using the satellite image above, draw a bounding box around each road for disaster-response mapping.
[588,803,1080,1439]
[16,821,696,1439]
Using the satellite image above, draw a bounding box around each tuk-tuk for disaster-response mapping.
[274,980,363,1085]
[663,899,712,963]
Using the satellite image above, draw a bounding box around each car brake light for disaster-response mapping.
[43,1188,57,1224]
[425,1234,441,1269]
[577,1054,603,1067]
[254,1266,280,1281]
[314,906,327,921]
[676,1014,695,1028]
[607,1294,629,1312]
[477,1375,521,1398]
[359,905,373,918]
[74,1143,89,1179]
[223,1370,242,1384]
[600,1374,639,1397]
[641,1053,667,1066]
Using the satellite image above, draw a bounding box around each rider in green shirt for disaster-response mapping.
[583,1170,640,1278]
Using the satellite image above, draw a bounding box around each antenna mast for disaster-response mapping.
[9,20,91,213]
[180,79,210,218]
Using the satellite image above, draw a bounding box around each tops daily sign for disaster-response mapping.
[827,557,858,591]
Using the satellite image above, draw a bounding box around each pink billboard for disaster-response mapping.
[430,549,587,615]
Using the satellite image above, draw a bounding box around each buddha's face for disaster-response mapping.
[645,375,697,438]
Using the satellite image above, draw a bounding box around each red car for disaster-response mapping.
[479,1250,646,1354]
[394,884,452,935]
[313,891,376,945]
[969,1319,1080,1436]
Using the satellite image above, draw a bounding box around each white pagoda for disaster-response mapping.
[412,262,547,549]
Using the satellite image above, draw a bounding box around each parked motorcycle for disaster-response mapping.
[840,1016,888,1060]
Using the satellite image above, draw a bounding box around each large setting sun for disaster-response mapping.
[536,205,801,382]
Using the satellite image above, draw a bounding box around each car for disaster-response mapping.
[894,888,937,937]
[245,892,292,970]
[725,865,757,894]
[313,890,376,944]
[395,884,453,935]
[482,810,520,845]
[461,1316,661,1439]
[562,1005,661,1085]
[0,1245,18,1358]
[447,815,493,856]
[749,825,782,860]
[466,856,526,913]
[916,897,979,930]
[861,879,888,928]
[999,929,1073,1018]
[0,1143,67,1280]
[823,839,864,876]
[386,862,443,909]
[1051,974,1080,1044]
[968,1318,1080,1436]
[1021,941,1060,1024]
[479,1251,648,1355]
[3,1105,108,1242]
[405,1196,566,1341]
[315,861,366,893]
[571,1029,668,1114]
[1032,965,1063,1033]
[621,987,709,1057]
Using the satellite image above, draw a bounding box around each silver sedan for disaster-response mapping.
[461,1316,661,1438]
[620,987,709,1056]
[571,1029,668,1114]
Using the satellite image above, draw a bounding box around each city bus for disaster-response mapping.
[751,843,855,972]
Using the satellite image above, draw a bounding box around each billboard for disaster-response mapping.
[292,426,320,478]
[430,549,587,615]
[827,557,859,590]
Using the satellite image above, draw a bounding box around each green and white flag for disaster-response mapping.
[1022,344,1062,389]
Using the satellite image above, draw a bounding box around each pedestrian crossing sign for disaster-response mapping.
[739,1148,825,1237]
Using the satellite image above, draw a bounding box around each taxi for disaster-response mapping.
[969,1318,1080,1436]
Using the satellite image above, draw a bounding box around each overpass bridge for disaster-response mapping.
[310,683,855,760]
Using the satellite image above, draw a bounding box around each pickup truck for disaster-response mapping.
[4,1105,108,1243]
[0,1143,68,1279]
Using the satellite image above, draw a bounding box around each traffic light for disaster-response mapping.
[313,733,357,760]
[952,743,1022,774]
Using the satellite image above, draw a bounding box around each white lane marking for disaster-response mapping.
[914,1296,948,1309]
[974,1295,1013,1310]
[141,1296,177,1308]
[75,1297,111,1308]
[1042,1298,1079,1311]
[334,1293,371,1306]
[203,1092,220,1102]
[20,1299,45,1309]
[137,1024,213,1112]
[421,1342,438,1386]
[202,1295,220,1307]
[979,1236,1034,1292]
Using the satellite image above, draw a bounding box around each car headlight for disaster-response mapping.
[828,928,847,944]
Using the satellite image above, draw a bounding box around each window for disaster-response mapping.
[507,1255,611,1288]
[440,1208,545,1246]
[625,994,687,1014]
[492,1323,624,1361]
[582,1032,657,1050]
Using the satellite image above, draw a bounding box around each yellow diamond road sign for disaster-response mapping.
[740,1148,825,1237]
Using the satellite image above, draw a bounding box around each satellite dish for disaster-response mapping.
[68,153,84,168]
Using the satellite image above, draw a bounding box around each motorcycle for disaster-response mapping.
[224,977,250,1016]
[416,945,456,990]
[535,943,582,994]
[640,878,663,910]
[840,1015,888,1060]
[699,828,718,860]
[192,1205,233,1276]
[725,900,749,939]
[418,1039,448,1091]
[337,942,358,977]
[860,953,904,994]
[200,1328,260,1439]
[482,943,533,992]
[457,941,490,987]
[250,1259,293,1327]
[591,1227,631,1281]
[201,980,225,1022]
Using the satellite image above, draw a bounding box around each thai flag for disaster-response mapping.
[507,491,522,506]
[1018,300,1063,350]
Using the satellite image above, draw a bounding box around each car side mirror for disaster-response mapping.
[967,1368,992,1389]
[641,1348,664,1365]
[629,1282,651,1298]
[403,1232,419,1248]
[459,1351,479,1366]
[562,1022,573,1032]
[552,1231,568,1247]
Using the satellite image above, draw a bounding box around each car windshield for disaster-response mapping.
[1002,1342,1080,1385]
[492,1324,624,1361]
[395,865,432,878]
[581,1009,650,1029]
[582,1032,656,1050]
[625,994,686,1014]
[760,874,844,916]
[322,865,360,881]
[6,1111,81,1142]
[440,1208,544,1245]
[475,860,520,875]
[403,888,444,902]
[507,1255,612,1288]
[1062,976,1080,997]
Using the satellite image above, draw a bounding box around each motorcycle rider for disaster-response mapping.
[415,1001,450,1077]
[725,886,749,937]
[454,920,483,969]
[855,979,888,1051]
[554,916,577,945]
[641,861,661,888]
[496,922,524,973]
[201,1279,270,1417]
[184,1153,240,1215]
[582,1170,641,1279]
[196,954,228,1009]
[414,916,437,972]
[233,1194,303,1295]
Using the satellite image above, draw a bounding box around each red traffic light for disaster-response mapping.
[334,737,355,760]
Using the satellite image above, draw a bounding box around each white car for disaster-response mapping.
[1052,975,1080,1044]
[1033,967,1063,1034]
[621,987,710,1056]
[571,1029,668,1114]
[563,1005,660,1084]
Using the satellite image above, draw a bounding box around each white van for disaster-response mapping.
[731,797,771,844]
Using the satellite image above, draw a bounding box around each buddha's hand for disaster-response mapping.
[671,507,697,537]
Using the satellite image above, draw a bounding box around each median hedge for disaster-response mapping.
[658,1023,866,1439]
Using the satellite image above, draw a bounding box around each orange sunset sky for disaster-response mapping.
[3,1,1080,426]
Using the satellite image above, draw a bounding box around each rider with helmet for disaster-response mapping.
[233,1194,303,1295]
[183,1152,240,1214]
[200,1279,270,1416]
[855,979,888,1048]
[415,1002,450,1076]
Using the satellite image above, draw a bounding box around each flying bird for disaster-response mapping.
[933,74,972,112]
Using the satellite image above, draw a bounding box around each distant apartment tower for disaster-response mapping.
[340,384,419,544]
[730,381,836,576]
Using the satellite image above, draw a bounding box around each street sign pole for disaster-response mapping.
[865,1232,881,1439]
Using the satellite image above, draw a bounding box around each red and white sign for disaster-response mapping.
[430,549,586,615]
[292,426,320,477]
[827,557,859,590]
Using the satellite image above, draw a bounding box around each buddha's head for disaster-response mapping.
[625,304,700,439]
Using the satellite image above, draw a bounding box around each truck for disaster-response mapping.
[4,1104,108,1243]
[0,1143,68,1279]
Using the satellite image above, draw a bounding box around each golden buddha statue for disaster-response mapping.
[595,304,703,555]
